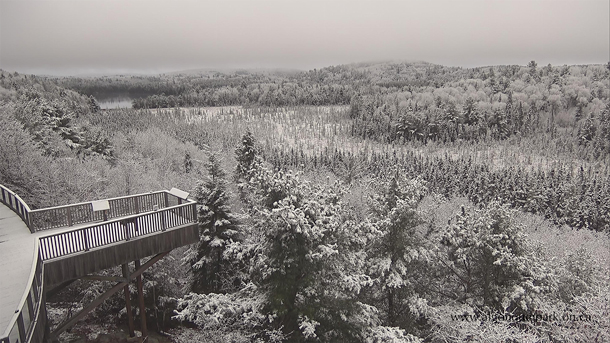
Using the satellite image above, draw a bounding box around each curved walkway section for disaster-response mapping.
[0,203,38,341]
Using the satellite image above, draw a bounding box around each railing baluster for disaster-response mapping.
[26,293,34,323]
[83,229,90,251]
[62,234,68,256]
[101,226,106,246]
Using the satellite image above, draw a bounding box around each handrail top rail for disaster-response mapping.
[0,184,33,213]
[1,238,41,339]
[28,190,172,213]
[38,198,196,240]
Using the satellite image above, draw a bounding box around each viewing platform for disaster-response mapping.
[0,185,199,343]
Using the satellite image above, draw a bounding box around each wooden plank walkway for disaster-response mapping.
[0,203,37,335]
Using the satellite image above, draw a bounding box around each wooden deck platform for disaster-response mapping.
[0,203,37,337]
[1,187,198,343]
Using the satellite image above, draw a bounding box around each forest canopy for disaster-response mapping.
[0,61,608,343]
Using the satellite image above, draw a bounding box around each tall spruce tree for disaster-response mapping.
[187,153,240,294]
[234,130,258,182]
[363,175,430,333]
[438,202,542,313]
[248,166,375,342]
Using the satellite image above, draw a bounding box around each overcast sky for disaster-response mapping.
[0,0,608,76]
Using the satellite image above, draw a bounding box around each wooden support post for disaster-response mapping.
[27,212,34,233]
[122,264,135,338]
[177,198,183,218]
[82,230,90,251]
[134,259,148,341]
[134,196,140,214]
[161,211,167,231]
[124,221,131,241]
[66,207,73,227]
[164,192,169,208]
[50,252,168,340]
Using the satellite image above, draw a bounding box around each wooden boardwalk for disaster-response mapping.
[0,203,37,336]
[1,187,198,343]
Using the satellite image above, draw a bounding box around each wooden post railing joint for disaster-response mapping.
[66,206,73,227]
[134,196,140,214]
[124,221,130,241]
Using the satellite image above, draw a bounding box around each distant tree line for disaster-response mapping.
[52,62,610,153]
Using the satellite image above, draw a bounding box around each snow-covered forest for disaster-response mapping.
[0,61,609,342]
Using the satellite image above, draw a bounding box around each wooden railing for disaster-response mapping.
[30,191,178,231]
[0,185,45,343]
[0,247,45,343]
[39,201,197,261]
[0,185,197,342]
[0,184,33,232]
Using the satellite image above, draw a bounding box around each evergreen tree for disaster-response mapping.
[462,97,478,126]
[186,154,240,294]
[234,130,258,182]
[363,175,430,333]
[88,95,101,113]
[578,115,597,146]
[438,202,543,314]
[249,167,374,342]
[183,152,193,173]
[593,103,610,159]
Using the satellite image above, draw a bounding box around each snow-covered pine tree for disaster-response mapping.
[88,94,101,113]
[186,153,241,294]
[362,175,431,334]
[234,130,258,182]
[248,166,374,342]
[438,202,543,314]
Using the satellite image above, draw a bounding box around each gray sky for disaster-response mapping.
[0,0,608,75]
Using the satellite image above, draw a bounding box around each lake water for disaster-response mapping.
[98,97,133,109]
